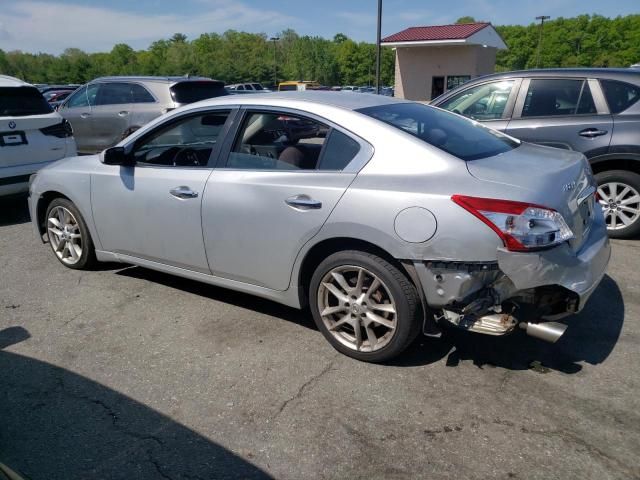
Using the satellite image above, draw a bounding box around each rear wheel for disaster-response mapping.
[45,198,96,269]
[309,250,421,362]
[596,170,640,239]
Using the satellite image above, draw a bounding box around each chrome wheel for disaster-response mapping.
[598,182,640,230]
[47,206,83,265]
[317,265,397,352]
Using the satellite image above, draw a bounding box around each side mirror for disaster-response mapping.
[102,147,133,166]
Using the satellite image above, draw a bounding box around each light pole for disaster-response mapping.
[535,15,550,68]
[375,0,382,94]
[270,36,280,89]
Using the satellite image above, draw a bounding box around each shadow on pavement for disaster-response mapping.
[116,266,316,331]
[0,194,30,227]
[0,326,273,480]
[395,275,624,373]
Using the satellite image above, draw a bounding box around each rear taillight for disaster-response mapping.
[452,195,574,251]
[40,119,73,138]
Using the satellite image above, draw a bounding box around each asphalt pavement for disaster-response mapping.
[1,194,639,480]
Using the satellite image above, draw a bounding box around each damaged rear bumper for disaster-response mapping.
[411,214,610,338]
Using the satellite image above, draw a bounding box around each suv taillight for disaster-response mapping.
[452,195,574,251]
[40,119,73,138]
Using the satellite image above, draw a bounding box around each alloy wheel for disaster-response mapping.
[317,265,397,352]
[47,206,83,265]
[598,182,640,230]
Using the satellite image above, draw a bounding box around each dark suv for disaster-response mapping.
[432,68,640,239]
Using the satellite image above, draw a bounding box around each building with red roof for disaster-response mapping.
[382,22,507,101]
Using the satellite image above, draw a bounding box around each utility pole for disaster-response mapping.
[535,15,550,68]
[375,0,382,94]
[270,37,280,88]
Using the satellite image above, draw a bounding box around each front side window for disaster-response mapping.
[438,80,515,121]
[64,84,98,109]
[521,79,596,117]
[132,111,230,167]
[600,79,640,114]
[358,102,518,161]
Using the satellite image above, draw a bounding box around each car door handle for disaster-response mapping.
[579,128,608,138]
[169,186,199,199]
[285,195,322,210]
[80,113,91,119]
[118,111,129,117]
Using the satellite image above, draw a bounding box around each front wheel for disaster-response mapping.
[596,170,640,239]
[45,198,97,269]
[309,250,421,363]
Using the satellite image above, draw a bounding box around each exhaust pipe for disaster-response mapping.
[520,321,567,343]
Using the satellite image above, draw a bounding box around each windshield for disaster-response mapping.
[357,102,519,161]
[170,81,227,104]
[0,86,53,117]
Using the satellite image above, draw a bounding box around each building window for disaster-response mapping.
[447,76,471,91]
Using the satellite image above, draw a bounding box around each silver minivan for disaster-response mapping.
[58,76,227,154]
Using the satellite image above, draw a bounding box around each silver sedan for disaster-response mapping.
[28,92,610,362]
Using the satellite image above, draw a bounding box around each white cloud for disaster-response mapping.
[0,0,299,54]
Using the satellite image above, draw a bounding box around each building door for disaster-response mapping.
[431,77,445,100]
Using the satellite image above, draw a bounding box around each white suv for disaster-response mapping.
[0,75,77,196]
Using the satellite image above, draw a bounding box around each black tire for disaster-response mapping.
[45,198,97,270]
[595,169,640,239]
[309,250,421,363]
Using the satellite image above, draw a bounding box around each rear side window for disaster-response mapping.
[600,79,640,114]
[318,130,360,170]
[131,84,155,103]
[521,79,596,117]
[0,87,52,116]
[358,102,518,161]
[96,83,132,106]
[170,81,227,104]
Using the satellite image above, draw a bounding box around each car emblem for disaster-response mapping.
[562,181,576,192]
[8,121,16,129]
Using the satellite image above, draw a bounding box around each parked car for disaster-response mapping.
[226,83,271,93]
[341,86,358,92]
[38,84,80,95]
[44,89,73,104]
[29,92,609,362]
[432,68,640,238]
[278,81,321,91]
[57,76,227,154]
[0,75,76,196]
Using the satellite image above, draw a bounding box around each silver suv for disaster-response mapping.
[432,68,640,239]
[58,76,227,154]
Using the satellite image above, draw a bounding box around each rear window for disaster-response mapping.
[357,102,518,161]
[170,81,228,104]
[600,79,640,114]
[0,87,52,117]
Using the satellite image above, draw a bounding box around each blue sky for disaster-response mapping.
[0,0,638,54]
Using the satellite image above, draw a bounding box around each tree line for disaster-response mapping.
[0,14,638,87]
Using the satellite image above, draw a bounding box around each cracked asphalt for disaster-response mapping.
[1,194,639,480]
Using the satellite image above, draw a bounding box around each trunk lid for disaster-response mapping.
[466,142,597,250]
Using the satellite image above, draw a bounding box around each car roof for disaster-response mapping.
[463,68,640,84]
[0,75,33,88]
[91,76,220,84]
[190,91,407,111]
